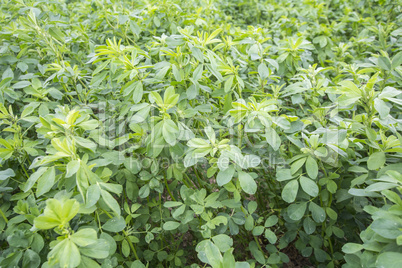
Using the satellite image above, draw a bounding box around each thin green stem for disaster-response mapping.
[0,207,8,223]
[164,175,176,201]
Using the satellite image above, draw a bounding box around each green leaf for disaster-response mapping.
[376,252,402,268]
[249,241,265,264]
[326,207,338,220]
[138,184,150,198]
[132,81,143,103]
[287,202,307,221]
[12,81,31,89]
[305,156,318,179]
[122,239,130,257]
[21,106,35,118]
[224,75,234,93]
[101,190,121,216]
[162,119,179,146]
[367,151,386,170]
[131,260,146,268]
[212,234,233,252]
[34,199,79,229]
[339,80,361,97]
[276,169,292,181]
[66,160,80,178]
[36,166,55,197]
[397,235,402,245]
[150,91,163,107]
[33,215,61,230]
[258,63,269,80]
[78,256,101,268]
[79,239,110,259]
[99,182,122,195]
[300,176,318,197]
[103,216,126,232]
[264,229,277,244]
[204,241,223,267]
[392,51,402,69]
[48,238,81,268]
[222,249,236,267]
[164,86,179,107]
[252,226,264,236]
[309,202,326,223]
[291,157,306,174]
[71,228,98,247]
[265,127,281,151]
[164,201,183,208]
[303,217,316,234]
[248,201,257,214]
[216,165,235,186]
[22,249,40,268]
[342,243,363,254]
[172,64,182,82]
[281,179,299,203]
[371,217,402,239]
[374,98,390,118]
[264,215,278,227]
[163,221,180,231]
[86,184,100,208]
[235,262,251,268]
[238,170,257,194]
[48,27,65,41]
[0,168,15,181]
[378,56,391,71]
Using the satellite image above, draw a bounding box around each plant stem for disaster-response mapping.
[164,175,176,201]
[0,207,8,223]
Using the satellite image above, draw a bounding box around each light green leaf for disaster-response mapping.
[287,202,307,221]
[264,229,277,244]
[376,252,402,268]
[291,157,306,174]
[212,234,233,252]
[0,168,15,181]
[367,151,386,170]
[48,238,81,268]
[103,216,126,232]
[162,119,179,146]
[132,81,143,103]
[216,165,235,186]
[36,166,55,197]
[281,179,299,203]
[265,127,281,151]
[86,184,100,208]
[79,239,110,259]
[101,190,121,216]
[204,241,222,267]
[309,202,326,223]
[66,160,80,178]
[305,156,318,179]
[342,243,363,254]
[258,63,269,80]
[276,169,292,181]
[71,228,98,247]
[264,215,278,228]
[238,170,257,195]
[378,56,391,71]
[163,221,180,231]
[300,176,318,197]
[23,167,47,192]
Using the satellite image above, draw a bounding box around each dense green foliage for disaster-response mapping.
[0,0,402,267]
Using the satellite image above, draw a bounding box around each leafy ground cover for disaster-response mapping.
[0,0,402,267]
